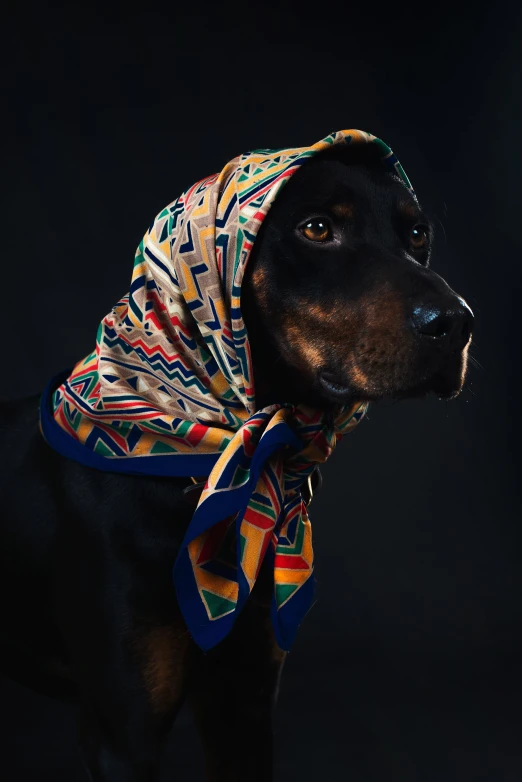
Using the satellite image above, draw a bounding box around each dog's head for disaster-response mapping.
[242,143,473,409]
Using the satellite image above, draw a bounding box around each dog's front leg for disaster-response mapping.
[69,604,196,781]
[189,600,286,782]
[54,542,197,781]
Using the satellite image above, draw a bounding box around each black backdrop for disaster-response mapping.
[3,2,522,780]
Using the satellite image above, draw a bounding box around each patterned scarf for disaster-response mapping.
[40,129,414,651]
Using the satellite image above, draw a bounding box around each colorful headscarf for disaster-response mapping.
[40,129,414,651]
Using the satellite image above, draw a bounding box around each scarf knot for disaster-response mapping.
[172,399,367,650]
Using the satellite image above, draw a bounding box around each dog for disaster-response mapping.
[0,138,473,781]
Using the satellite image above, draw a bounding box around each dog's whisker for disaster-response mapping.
[434,214,448,245]
[467,353,483,371]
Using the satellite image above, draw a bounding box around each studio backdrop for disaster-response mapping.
[2,2,521,780]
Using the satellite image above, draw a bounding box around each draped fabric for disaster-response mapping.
[40,129,413,650]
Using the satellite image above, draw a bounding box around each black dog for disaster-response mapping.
[0,143,473,781]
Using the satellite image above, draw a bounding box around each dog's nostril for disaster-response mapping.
[411,302,474,348]
[412,306,452,338]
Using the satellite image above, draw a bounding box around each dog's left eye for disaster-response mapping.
[299,218,332,242]
[409,224,429,251]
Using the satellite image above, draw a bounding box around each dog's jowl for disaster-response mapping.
[0,130,473,782]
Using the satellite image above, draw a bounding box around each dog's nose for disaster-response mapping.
[411,299,474,350]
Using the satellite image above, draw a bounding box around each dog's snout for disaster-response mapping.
[411,299,474,350]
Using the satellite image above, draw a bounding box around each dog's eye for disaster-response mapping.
[300,218,332,242]
[410,224,429,251]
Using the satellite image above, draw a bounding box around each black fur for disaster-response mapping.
[0,146,473,781]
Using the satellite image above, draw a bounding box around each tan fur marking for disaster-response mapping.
[331,202,355,221]
[133,623,192,715]
[350,363,370,388]
[398,199,421,220]
[251,267,269,311]
[285,324,325,370]
[305,302,337,323]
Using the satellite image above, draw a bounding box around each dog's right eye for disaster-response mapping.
[409,224,430,252]
[299,218,332,242]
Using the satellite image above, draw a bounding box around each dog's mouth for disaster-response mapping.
[318,372,353,401]
[318,357,467,405]
[393,375,462,401]
[425,367,466,400]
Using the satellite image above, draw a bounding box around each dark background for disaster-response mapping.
[3,1,521,779]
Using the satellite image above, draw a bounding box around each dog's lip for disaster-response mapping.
[319,372,352,398]
[429,371,462,400]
